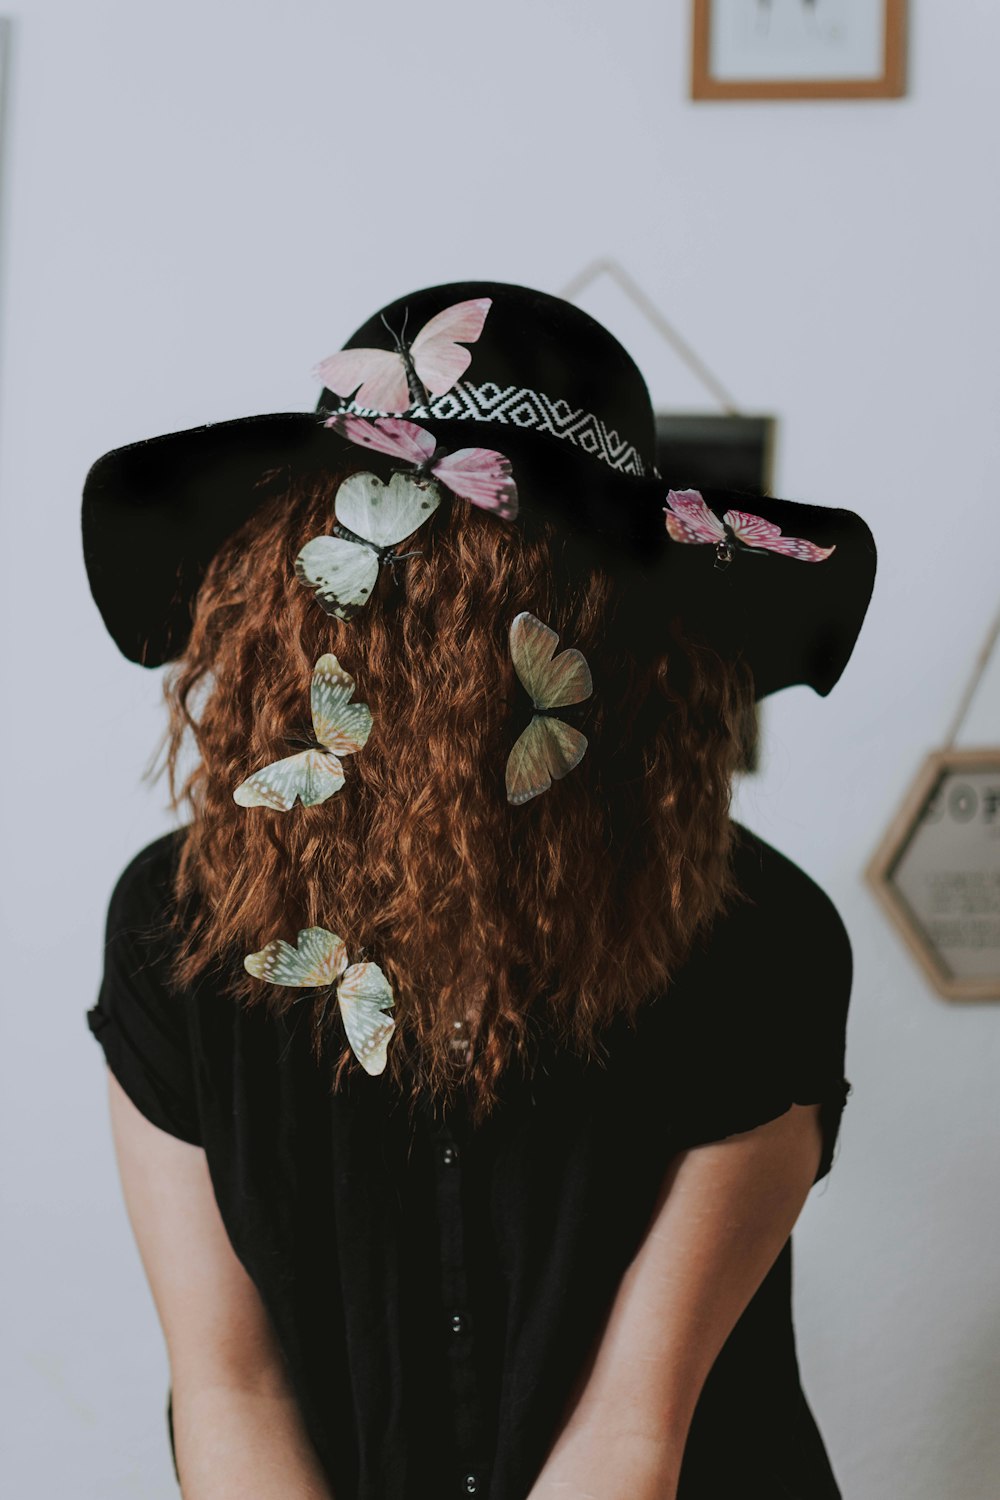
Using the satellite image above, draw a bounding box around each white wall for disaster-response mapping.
[2,2,998,1496]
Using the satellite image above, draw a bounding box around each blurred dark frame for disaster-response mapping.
[655,412,775,497]
[655,413,777,773]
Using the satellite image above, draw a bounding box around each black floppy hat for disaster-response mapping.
[81,280,876,698]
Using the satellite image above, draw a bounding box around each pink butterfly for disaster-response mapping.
[663,489,835,565]
[314,298,492,414]
[324,413,519,522]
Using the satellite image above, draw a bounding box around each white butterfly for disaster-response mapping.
[295,471,440,620]
[505,612,593,805]
[233,654,372,810]
[244,926,396,1076]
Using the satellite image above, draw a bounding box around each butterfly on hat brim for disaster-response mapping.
[663,489,835,567]
[314,297,492,414]
[233,654,372,811]
[295,470,440,620]
[244,926,395,1076]
[323,413,519,523]
[506,611,593,806]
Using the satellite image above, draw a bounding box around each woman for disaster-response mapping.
[84,281,877,1499]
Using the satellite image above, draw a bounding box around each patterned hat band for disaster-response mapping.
[326,378,651,479]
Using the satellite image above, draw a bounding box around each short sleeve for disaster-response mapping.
[86,835,202,1146]
[655,829,854,1183]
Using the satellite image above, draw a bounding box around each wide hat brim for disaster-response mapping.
[82,405,876,701]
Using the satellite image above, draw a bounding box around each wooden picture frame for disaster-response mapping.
[866,748,1000,1002]
[692,0,907,101]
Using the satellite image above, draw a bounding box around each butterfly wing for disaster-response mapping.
[506,715,589,805]
[509,611,593,709]
[409,298,492,397]
[310,654,373,758]
[334,471,440,549]
[337,961,396,1076]
[295,534,379,618]
[245,926,348,987]
[724,509,836,562]
[663,489,728,546]
[323,414,437,466]
[234,748,345,810]
[314,347,410,413]
[431,447,519,520]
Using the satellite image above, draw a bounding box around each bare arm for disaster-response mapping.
[526,1102,826,1500]
[106,1069,335,1499]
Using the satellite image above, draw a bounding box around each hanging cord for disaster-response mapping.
[559,257,742,415]
[942,600,1000,749]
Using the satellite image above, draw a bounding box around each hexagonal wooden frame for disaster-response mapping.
[866,747,1000,1002]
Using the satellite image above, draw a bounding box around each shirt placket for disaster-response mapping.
[431,1114,492,1498]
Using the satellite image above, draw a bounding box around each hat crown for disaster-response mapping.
[321,280,658,478]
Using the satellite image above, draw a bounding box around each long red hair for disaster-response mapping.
[163,466,757,1120]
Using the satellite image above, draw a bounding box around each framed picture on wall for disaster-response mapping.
[691,0,907,100]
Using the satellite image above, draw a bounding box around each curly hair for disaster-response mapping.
[162,464,758,1122]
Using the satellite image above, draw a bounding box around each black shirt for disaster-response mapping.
[86,823,853,1500]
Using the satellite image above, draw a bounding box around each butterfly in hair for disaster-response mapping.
[245,927,395,1076]
[314,298,492,414]
[296,470,440,619]
[663,489,835,568]
[506,611,593,806]
[233,653,372,810]
[324,413,518,521]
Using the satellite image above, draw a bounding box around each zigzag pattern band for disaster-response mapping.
[332,380,648,478]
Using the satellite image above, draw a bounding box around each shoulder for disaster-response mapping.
[100,830,190,1001]
[106,829,184,925]
[707,824,855,1083]
[90,829,202,1144]
[644,823,855,1175]
[723,821,853,980]
[104,830,189,973]
[663,821,855,1058]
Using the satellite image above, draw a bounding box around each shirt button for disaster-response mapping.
[464,1476,478,1495]
[450,1311,466,1334]
[442,1145,459,1166]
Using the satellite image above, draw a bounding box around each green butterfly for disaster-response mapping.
[295,471,439,620]
[244,926,395,1076]
[505,611,593,805]
[233,654,372,811]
